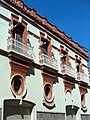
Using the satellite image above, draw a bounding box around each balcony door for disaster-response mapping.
[12,22,24,53]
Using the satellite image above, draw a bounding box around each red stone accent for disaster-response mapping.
[30,9,37,18]
[63,80,74,92]
[79,62,83,73]
[42,71,55,108]
[47,23,53,31]
[23,5,28,12]
[42,71,55,85]
[52,25,57,31]
[36,15,43,23]
[48,38,52,57]
[79,86,87,95]
[23,24,27,44]
[17,0,23,9]
[66,54,69,66]
[8,29,12,38]
[9,60,29,78]
[43,18,48,25]
[79,85,87,112]
[10,74,26,97]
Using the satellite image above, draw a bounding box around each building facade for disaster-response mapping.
[0,0,90,120]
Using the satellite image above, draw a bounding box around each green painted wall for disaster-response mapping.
[0,18,8,51]
[0,55,13,107]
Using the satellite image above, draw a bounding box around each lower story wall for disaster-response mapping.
[37,111,65,120]
[0,108,90,120]
[81,114,90,120]
[37,112,90,120]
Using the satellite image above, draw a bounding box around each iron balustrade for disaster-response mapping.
[61,64,75,78]
[40,53,58,70]
[76,72,88,83]
[7,38,33,59]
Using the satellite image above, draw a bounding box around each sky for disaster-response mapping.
[24,0,90,61]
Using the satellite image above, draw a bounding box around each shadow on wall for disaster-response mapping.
[26,65,35,76]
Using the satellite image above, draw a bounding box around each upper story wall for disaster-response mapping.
[0,5,10,50]
[0,0,89,83]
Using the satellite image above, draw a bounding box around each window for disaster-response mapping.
[11,75,27,98]
[44,83,53,102]
[11,21,25,52]
[76,62,80,72]
[79,86,87,112]
[61,53,66,64]
[12,21,24,42]
[42,72,55,109]
[81,94,87,112]
[40,38,49,55]
[60,46,69,65]
[39,32,52,57]
[75,57,82,73]
[10,14,27,47]
[60,50,68,65]
[13,77,21,93]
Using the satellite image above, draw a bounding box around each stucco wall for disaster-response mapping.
[0,2,90,119]
[0,55,13,108]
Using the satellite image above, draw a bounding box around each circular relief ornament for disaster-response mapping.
[10,74,27,98]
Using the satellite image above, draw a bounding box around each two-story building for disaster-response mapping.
[0,0,90,120]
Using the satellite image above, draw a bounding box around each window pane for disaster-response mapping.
[15,33,22,41]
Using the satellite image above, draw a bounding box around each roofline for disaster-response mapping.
[1,0,89,59]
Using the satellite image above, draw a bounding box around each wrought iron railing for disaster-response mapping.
[7,38,33,59]
[61,64,75,78]
[76,72,88,83]
[40,53,58,70]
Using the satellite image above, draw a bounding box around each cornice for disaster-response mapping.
[1,0,89,58]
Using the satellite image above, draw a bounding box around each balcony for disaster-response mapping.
[61,64,75,78]
[7,38,33,60]
[40,53,58,70]
[76,72,88,83]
